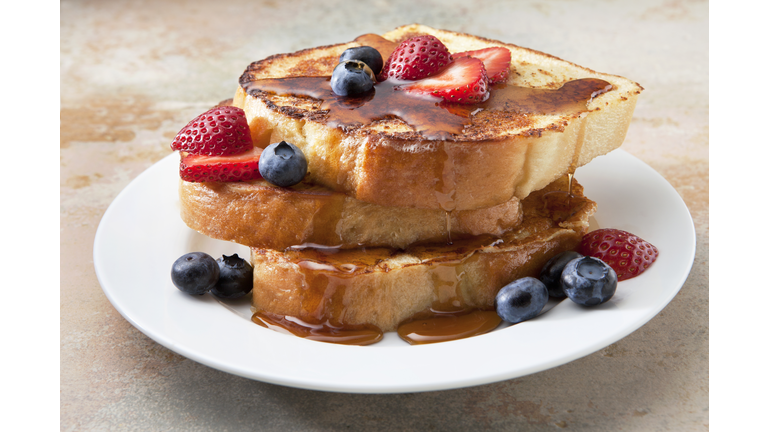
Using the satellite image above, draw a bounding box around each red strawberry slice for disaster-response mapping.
[453,47,511,84]
[401,56,490,104]
[180,147,263,182]
[578,229,659,281]
[378,35,453,81]
[171,106,253,156]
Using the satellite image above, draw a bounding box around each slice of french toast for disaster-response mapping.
[250,176,596,332]
[233,24,641,210]
[179,178,521,250]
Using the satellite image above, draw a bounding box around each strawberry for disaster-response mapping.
[171,106,253,156]
[378,35,453,81]
[453,47,511,84]
[577,229,659,281]
[180,147,263,182]
[401,56,490,104]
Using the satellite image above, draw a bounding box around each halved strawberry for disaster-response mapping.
[400,56,489,104]
[378,35,453,81]
[453,47,511,84]
[180,147,263,182]
[578,229,659,281]
[171,106,253,156]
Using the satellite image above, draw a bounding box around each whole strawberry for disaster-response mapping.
[578,229,659,281]
[171,106,253,156]
[379,35,453,81]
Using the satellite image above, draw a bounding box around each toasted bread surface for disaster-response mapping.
[250,176,596,332]
[179,178,522,250]
[234,24,641,210]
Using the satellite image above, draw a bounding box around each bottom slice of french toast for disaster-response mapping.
[250,176,596,332]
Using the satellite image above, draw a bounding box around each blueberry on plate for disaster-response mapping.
[539,250,583,298]
[258,141,308,187]
[339,46,384,76]
[330,60,375,96]
[561,256,618,306]
[210,254,254,300]
[495,277,549,324]
[171,252,220,295]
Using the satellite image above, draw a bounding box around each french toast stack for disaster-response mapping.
[178,24,642,334]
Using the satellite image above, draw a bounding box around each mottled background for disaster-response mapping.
[61,0,709,430]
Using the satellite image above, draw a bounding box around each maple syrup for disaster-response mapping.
[397,310,502,345]
[476,79,611,116]
[542,174,589,223]
[243,77,466,140]
[434,145,458,211]
[252,311,383,346]
[444,212,453,245]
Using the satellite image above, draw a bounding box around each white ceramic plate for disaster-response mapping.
[94,149,695,393]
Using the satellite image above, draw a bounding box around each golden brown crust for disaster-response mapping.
[179,177,523,250]
[250,176,596,332]
[233,24,642,210]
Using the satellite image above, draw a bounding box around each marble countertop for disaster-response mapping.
[61,0,708,430]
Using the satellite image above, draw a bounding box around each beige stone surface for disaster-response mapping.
[61,0,708,430]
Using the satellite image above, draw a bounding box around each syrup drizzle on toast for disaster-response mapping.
[242,76,612,141]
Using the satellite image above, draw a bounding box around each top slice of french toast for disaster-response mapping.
[233,24,642,211]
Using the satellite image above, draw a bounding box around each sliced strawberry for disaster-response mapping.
[401,56,489,104]
[578,229,659,281]
[171,106,253,156]
[453,47,511,84]
[378,35,453,81]
[180,147,263,182]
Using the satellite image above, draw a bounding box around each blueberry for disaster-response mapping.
[258,141,308,187]
[561,256,617,306]
[495,277,549,324]
[171,252,219,295]
[210,254,254,299]
[539,250,583,298]
[330,60,374,96]
[339,46,384,76]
